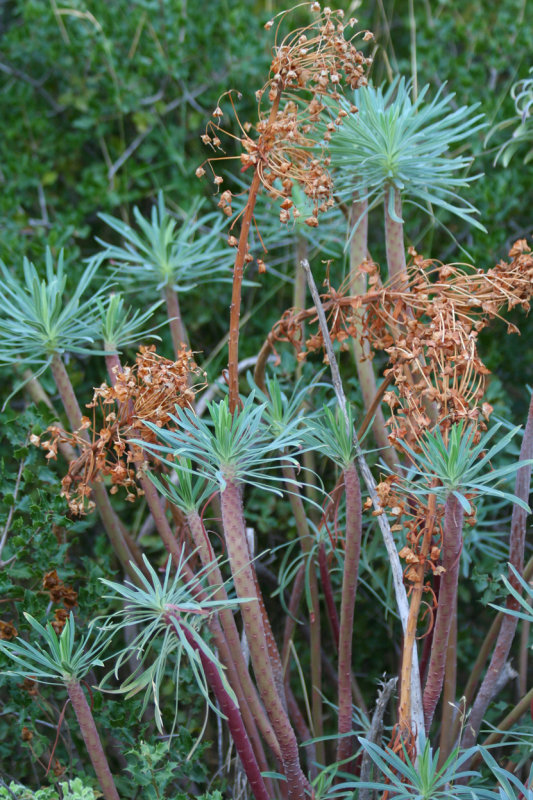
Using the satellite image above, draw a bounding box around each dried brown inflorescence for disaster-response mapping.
[32,346,203,515]
[267,240,533,584]
[42,569,78,634]
[199,4,372,229]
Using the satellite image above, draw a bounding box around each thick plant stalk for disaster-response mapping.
[301,258,425,749]
[438,612,457,765]
[318,541,340,648]
[384,186,408,289]
[423,494,464,731]
[282,463,324,762]
[66,679,120,800]
[228,92,281,412]
[163,284,189,356]
[186,511,281,767]
[462,393,533,750]
[336,463,362,764]
[169,618,270,800]
[349,198,397,469]
[398,493,436,737]
[220,478,307,800]
[49,354,139,579]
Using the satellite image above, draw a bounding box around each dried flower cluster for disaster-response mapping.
[198,4,373,229]
[43,569,78,634]
[265,240,533,586]
[32,346,202,514]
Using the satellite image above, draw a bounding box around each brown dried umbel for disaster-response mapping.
[199,4,372,227]
[33,345,202,515]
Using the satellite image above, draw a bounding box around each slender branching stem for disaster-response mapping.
[423,494,464,731]
[168,618,270,800]
[462,392,533,749]
[228,91,281,412]
[220,477,306,800]
[336,463,362,764]
[66,679,120,800]
[282,463,324,762]
[163,284,189,356]
[398,492,436,736]
[349,198,397,469]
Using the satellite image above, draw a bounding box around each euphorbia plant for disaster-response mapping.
[0,614,119,800]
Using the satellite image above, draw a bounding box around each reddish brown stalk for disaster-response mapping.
[336,463,362,764]
[228,92,281,413]
[220,477,306,800]
[398,493,436,737]
[281,562,306,673]
[282,463,324,763]
[438,611,457,765]
[462,392,533,750]
[168,617,270,800]
[423,494,464,731]
[66,679,120,800]
[318,541,340,649]
[286,686,318,779]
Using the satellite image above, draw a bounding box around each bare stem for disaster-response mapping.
[228,92,281,412]
[336,463,362,764]
[169,618,270,800]
[462,392,533,749]
[163,284,189,356]
[349,198,397,469]
[384,187,407,289]
[186,511,281,766]
[282,463,324,762]
[220,478,306,800]
[423,494,463,731]
[66,680,120,800]
[399,493,436,736]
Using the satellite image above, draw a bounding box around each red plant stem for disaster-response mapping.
[336,463,362,764]
[185,511,281,767]
[281,562,306,672]
[282,463,324,763]
[66,679,120,800]
[438,609,457,765]
[462,392,533,750]
[228,92,281,413]
[318,541,340,650]
[286,686,318,779]
[220,477,306,800]
[49,354,140,580]
[168,618,270,800]
[423,494,464,731]
[163,284,189,357]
